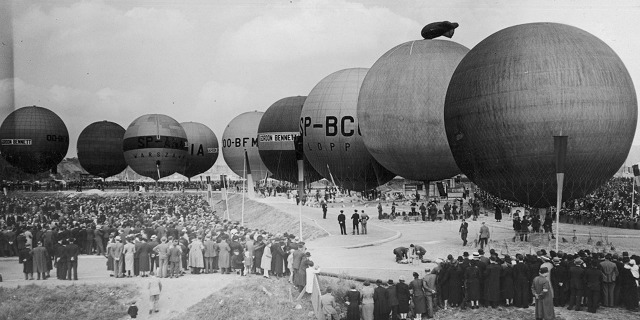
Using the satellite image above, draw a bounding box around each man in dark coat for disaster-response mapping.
[494,205,502,222]
[350,210,359,235]
[484,256,502,308]
[387,279,399,320]
[550,257,568,307]
[373,279,390,320]
[85,225,94,254]
[65,237,80,280]
[459,219,468,246]
[584,260,603,313]
[567,258,585,311]
[513,254,530,308]
[291,245,305,290]
[53,239,67,280]
[337,210,346,235]
[393,247,408,262]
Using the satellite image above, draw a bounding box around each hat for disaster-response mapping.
[463,252,469,257]
[305,252,311,257]
[473,252,479,258]
[478,249,484,255]
[115,236,121,241]
[151,235,157,239]
[387,279,394,285]
[539,267,549,274]
[552,257,561,264]
[399,275,406,282]
[376,279,382,285]
[574,258,583,265]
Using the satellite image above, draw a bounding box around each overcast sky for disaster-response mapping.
[1,0,639,162]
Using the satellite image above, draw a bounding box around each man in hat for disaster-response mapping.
[360,210,369,235]
[350,210,360,235]
[478,222,490,250]
[459,218,468,246]
[567,258,585,311]
[532,267,555,320]
[387,279,399,320]
[65,237,80,280]
[337,210,346,235]
[599,253,618,307]
[550,257,568,307]
[153,236,170,278]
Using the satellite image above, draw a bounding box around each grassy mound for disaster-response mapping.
[173,277,314,320]
[0,283,137,320]
[217,194,327,241]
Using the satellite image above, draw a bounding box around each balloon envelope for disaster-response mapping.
[300,68,395,192]
[181,122,219,178]
[123,114,188,180]
[258,96,323,184]
[0,106,69,174]
[444,23,637,208]
[358,39,468,181]
[77,121,127,179]
[222,111,270,180]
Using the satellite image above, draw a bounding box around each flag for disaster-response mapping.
[244,149,255,198]
[310,275,324,320]
[633,164,640,186]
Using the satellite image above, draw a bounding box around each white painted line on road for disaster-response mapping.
[304,217,332,236]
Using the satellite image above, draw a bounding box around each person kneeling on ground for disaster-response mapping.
[410,244,426,260]
[394,247,409,263]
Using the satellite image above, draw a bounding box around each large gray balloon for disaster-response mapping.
[222,111,270,180]
[300,68,395,192]
[358,39,469,181]
[123,114,187,180]
[181,122,219,178]
[444,23,637,208]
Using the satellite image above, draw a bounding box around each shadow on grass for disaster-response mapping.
[0,283,137,320]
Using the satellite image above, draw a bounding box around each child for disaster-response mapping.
[287,248,295,283]
[243,247,253,276]
[230,250,244,275]
[127,301,138,318]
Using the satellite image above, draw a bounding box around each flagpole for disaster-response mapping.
[554,135,568,252]
[242,149,246,227]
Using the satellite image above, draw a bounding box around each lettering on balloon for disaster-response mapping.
[222,137,259,148]
[1,139,32,145]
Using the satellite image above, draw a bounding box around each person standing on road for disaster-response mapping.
[459,219,468,246]
[360,210,369,235]
[321,200,328,219]
[338,210,347,235]
[351,210,360,235]
[65,238,80,280]
[478,222,490,250]
[148,274,162,314]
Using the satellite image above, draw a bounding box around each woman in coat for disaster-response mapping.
[501,257,515,306]
[31,241,49,280]
[19,246,34,280]
[137,238,151,277]
[396,276,411,319]
[123,238,136,277]
[361,281,375,320]
[253,237,265,275]
[409,272,427,317]
[272,241,286,277]
[464,261,481,309]
[217,238,231,274]
[447,259,464,307]
[261,242,272,278]
[343,283,361,320]
[188,237,204,274]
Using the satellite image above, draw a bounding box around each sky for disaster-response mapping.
[1,0,639,163]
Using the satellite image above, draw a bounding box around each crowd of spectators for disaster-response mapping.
[473,178,640,230]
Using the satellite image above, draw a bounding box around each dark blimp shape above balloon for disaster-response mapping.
[77,120,127,179]
[0,106,69,174]
[258,96,323,184]
[359,40,469,182]
[222,111,270,180]
[123,114,188,180]
[300,68,396,192]
[444,23,637,208]
[181,122,219,179]
[421,21,459,39]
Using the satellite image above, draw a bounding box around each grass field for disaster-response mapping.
[0,283,137,320]
[172,277,314,320]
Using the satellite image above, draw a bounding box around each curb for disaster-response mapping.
[342,232,402,249]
